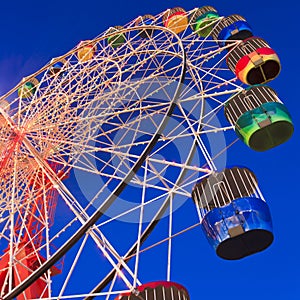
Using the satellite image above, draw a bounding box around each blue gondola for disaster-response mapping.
[192,166,274,260]
[135,14,156,38]
[48,59,67,78]
[211,14,253,46]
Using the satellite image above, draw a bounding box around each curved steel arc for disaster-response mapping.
[3,32,187,300]
[84,64,208,299]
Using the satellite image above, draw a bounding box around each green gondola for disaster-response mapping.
[18,78,39,99]
[107,26,126,48]
[224,85,293,151]
[190,6,219,37]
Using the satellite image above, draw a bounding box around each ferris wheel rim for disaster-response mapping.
[0,5,280,299]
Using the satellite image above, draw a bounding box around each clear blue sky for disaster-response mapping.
[0,0,299,299]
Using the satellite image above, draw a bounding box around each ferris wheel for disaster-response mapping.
[0,5,293,300]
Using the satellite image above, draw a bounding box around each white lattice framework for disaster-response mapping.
[0,8,247,300]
